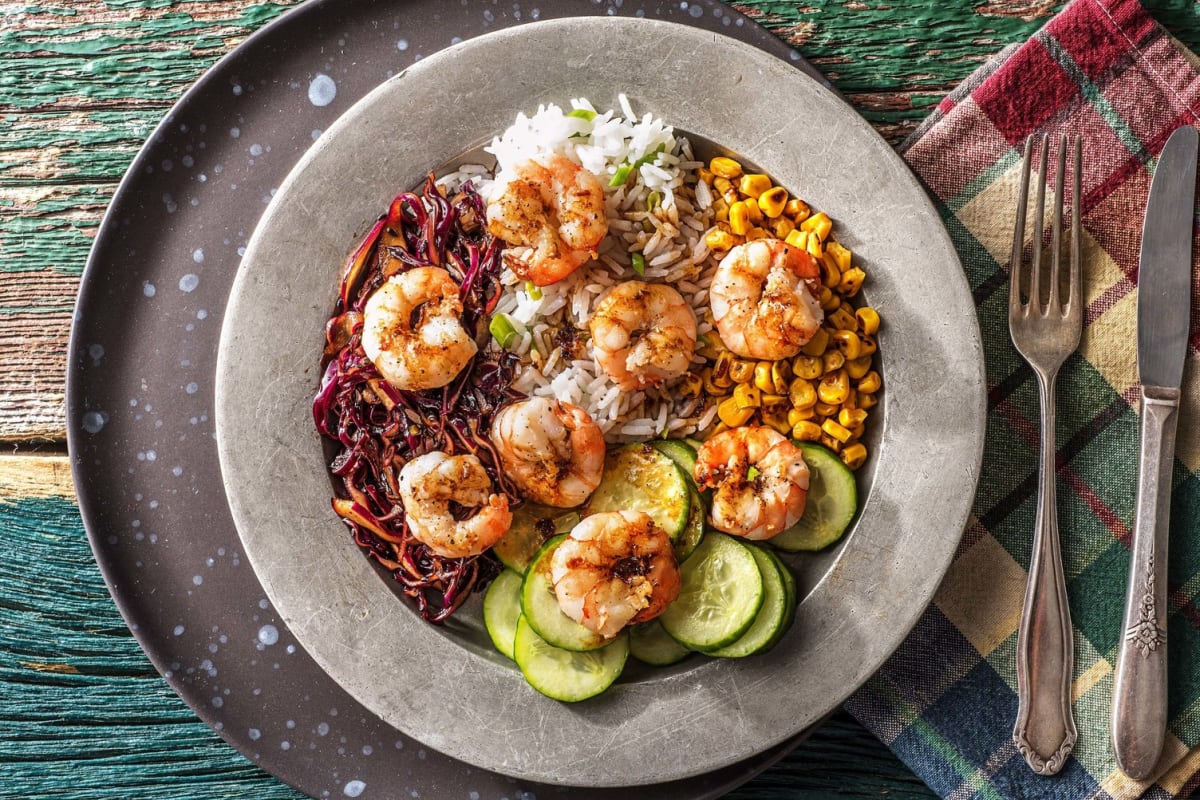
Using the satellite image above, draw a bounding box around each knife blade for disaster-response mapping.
[1112,123,1198,781]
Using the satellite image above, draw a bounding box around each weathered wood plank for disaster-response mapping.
[0,453,76,499]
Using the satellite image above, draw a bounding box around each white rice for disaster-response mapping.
[445,97,721,442]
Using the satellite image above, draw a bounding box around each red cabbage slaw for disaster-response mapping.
[313,175,520,622]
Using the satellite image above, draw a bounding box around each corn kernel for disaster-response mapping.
[819,286,840,312]
[679,372,704,397]
[785,229,808,250]
[822,350,846,373]
[843,388,858,410]
[839,408,868,428]
[762,408,793,435]
[792,420,823,441]
[761,393,789,410]
[710,157,743,179]
[711,421,730,437]
[856,307,880,335]
[758,186,789,218]
[841,443,868,470]
[821,418,853,443]
[828,306,858,332]
[729,358,755,384]
[820,252,841,288]
[753,362,775,393]
[839,267,866,296]
[800,211,833,242]
[712,350,734,384]
[792,354,823,381]
[819,434,843,452]
[800,327,829,356]
[806,232,824,259]
[718,396,755,427]
[713,176,735,196]
[772,217,795,239]
[738,173,772,199]
[847,423,865,441]
[785,198,810,222]
[788,407,815,427]
[813,401,840,417]
[858,335,878,356]
[704,227,738,252]
[713,198,730,222]
[702,373,727,397]
[733,383,762,409]
[830,330,862,360]
[697,167,714,184]
[745,226,770,241]
[857,392,878,410]
[728,201,752,235]
[789,377,817,409]
[744,198,763,224]
[723,187,740,206]
[818,369,850,405]
[858,370,882,394]
[846,355,873,380]
[826,240,852,272]
[772,360,792,390]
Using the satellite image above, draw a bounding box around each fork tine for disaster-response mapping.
[1069,135,1083,315]
[1031,134,1049,311]
[1048,135,1067,310]
[1010,137,1035,312]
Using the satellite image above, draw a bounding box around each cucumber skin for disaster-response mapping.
[659,533,764,651]
[514,616,628,703]
[770,443,857,552]
[483,570,525,661]
[706,546,790,658]
[520,535,609,652]
[629,619,691,666]
[585,444,691,540]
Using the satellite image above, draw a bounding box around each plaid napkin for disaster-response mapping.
[843,0,1200,797]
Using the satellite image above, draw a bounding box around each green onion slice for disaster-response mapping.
[567,108,597,120]
[632,252,646,276]
[489,313,520,350]
[524,280,543,301]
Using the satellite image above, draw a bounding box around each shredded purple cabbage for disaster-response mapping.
[314,176,520,622]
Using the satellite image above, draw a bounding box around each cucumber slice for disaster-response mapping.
[514,616,629,703]
[493,502,579,574]
[771,442,858,552]
[521,535,609,652]
[761,546,798,651]
[707,546,790,658]
[651,439,698,485]
[628,619,691,666]
[673,483,706,563]
[483,569,524,660]
[659,533,763,651]
[584,444,690,539]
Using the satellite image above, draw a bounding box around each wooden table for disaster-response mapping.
[5,1,1199,797]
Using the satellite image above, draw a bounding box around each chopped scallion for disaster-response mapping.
[632,252,646,276]
[609,164,633,187]
[747,466,761,481]
[567,108,597,120]
[489,313,519,350]
[646,191,662,211]
[524,280,543,300]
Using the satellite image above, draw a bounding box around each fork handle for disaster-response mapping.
[1111,385,1178,780]
[1013,370,1078,775]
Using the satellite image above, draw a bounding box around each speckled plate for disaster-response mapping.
[67,2,848,799]
[215,13,985,792]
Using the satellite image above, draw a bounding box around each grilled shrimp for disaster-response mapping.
[588,280,698,391]
[397,451,512,559]
[709,239,823,360]
[486,153,608,286]
[489,397,606,508]
[693,426,809,541]
[550,510,681,639]
[361,266,478,391]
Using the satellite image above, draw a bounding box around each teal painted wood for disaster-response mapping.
[0,493,931,798]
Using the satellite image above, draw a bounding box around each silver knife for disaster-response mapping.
[1111,123,1198,780]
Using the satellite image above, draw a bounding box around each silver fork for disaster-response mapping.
[1009,134,1082,776]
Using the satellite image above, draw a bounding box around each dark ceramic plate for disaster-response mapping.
[66,1,840,798]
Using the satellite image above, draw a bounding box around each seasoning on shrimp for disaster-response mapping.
[588,280,698,391]
[398,451,513,559]
[489,397,606,508]
[486,153,608,286]
[550,510,681,639]
[361,266,478,391]
[709,239,824,361]
[693,425,810,540]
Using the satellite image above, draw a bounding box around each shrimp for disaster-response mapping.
[489,397,605,508]
[588,280,698,391]
[486,153,608,286]
[693,426,810,541]
[550,510,681,639]
[397,451,513,559]
[709,239,824,360]
[361,266,477,391]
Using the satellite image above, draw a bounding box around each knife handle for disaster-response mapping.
[1112,385,1178,780]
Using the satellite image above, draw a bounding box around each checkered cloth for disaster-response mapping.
[844,0,1200,797]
